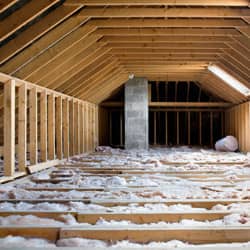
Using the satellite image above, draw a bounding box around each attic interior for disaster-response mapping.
[0,0,250,249]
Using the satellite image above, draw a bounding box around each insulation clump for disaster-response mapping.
[215,136,238,152]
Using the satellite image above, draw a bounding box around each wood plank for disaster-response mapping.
[0,0,18,13]
[0,226,59,241]
[27,160,61,174]
[40,91,47,162]
[60,227,250,243]
[62,99,69,159]
[0,0,60,42]
[29,87,38,165]
[56,96,63,160]
[3,79,15,176]
[69,100,75,156]
[0,5,81,64]
[91,18,247,28]
[48,94,55,160]
[80,7,250,18]
[77,211,234,224]
[66,0,250,6]
[18,83,27,172]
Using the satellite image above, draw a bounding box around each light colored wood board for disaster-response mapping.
[0,226,59,241]
[56,96,63,160]
[62,99,70,159]
[28,160,60,174]
[3,79,15,176]
[77,211,234,224]
[40,91,48,162]
[60,227,250,243]
[48,94,55,160]
[18,83,27,172]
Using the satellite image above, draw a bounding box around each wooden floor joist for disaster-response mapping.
[60,227,250,243]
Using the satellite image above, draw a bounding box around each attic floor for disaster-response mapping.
[0,146,250,249]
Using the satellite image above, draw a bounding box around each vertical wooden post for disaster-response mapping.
[4,79,15,176]
[95,105,99,148]
[62,99,69,159]
[48,94,55,160]
[89,104,93,151]
[79,103,84,154]
[40,91,47,162]
[82,102,85,153]
[85,103,89,151]
[29,87,38,165]
[69,99,74,156]
[74,101,80,155]
[56,96,63,159]
[18,83,27,172]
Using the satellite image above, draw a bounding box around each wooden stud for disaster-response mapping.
[40,91,47,162]
[18,83,27,172]
[48,94,55,160]
[29,87,38,165]
[79,103,84,154]
[74,101,80,155]
[69,100,75,156]
[4,79,15,176]
[56,96,63,160]
[62,99,69,159]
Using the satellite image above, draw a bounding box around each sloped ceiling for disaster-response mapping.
[0,0,249,104]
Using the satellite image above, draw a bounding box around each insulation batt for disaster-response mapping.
[215,136,239,152]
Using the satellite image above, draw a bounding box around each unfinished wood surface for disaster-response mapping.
[48,94,55,160]
[62,99,70,159]
[18,83,27,172]
[29,87,38,165]
[56,96,63,160]
[3,79,15,176]
[60,227,250,243]
[40,91,48,162]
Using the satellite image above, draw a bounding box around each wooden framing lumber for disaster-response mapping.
[3,79,15,176]
[0,0,60,42]
[29,87,38,165]
[60,227,250,243]
[48,94,56,160]
[18,83,27,172]
[40,91,48,162]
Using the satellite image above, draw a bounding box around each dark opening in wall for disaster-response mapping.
[100,81,225,148]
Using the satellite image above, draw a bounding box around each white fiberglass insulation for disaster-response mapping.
[0,146,250,248]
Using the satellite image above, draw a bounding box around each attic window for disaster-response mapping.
[208,65,250,97]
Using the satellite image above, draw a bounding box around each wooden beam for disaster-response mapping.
[80,7,250,18]
[95,28,242,36]
[0,0,60,42]
[29,87,38,165]
[62,99,69,159]
[149,102,232,107]
[48,94,55,160]
[0,0,18,13]
[0,5,81,65]
[0,17,89,74]
[69,100,75,156]
[91,18,247,28]
[60,227,250,244]
[65,0,250,6]
[40,91,47,162]
[56,96,63,160]
[3,79,15,176]
[18,83,27,172]
[77,211,233,224]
